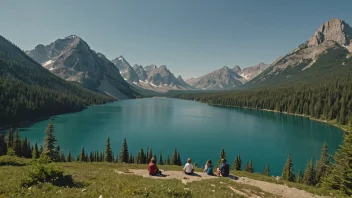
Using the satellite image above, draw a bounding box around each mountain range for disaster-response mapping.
[26,35,136,99]
[24,18,352,93]
[185,63,270,90]
[248,18,352,86]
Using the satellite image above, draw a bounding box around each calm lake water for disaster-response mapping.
[17,98,343,176]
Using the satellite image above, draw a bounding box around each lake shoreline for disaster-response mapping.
[173,98,350,134]
[209,103,350,134]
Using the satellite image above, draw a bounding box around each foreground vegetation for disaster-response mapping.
[2,156,286,198]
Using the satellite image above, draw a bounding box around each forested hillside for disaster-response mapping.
[0,35,114,127]
[173,46,352,127]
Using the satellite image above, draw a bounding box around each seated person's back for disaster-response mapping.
[219,159,230,177]
[204,160,214,175]
[148,159,159,175]
[184,158,194,175]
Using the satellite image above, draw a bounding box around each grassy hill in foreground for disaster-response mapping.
[0,156,333,198]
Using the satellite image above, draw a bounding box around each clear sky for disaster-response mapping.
[1,0,351,78]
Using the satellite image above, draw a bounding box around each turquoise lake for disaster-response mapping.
[17,98,343,176]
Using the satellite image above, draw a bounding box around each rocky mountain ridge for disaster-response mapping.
[26,35,136,99]
[250,18,352,84]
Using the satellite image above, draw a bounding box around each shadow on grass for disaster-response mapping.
[0,161,26,166]
[228,175,239,180]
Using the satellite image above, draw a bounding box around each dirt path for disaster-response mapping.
[127,169,218,184]
[124,169,326,198]
[233,177,325,198]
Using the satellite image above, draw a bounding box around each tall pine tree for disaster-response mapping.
[264,164,270,176]
[104,137,113,162]
[79,147,86,162]
[42,120,59,161]
[217,148,226,167]
[13,130,21,156]
[297,170,304,183]
[315,142,330,184]
[232,155,242,170]
[281,154,295,182]
[322,131,352,196]
[171,148,178,165]
[67,150,72,162]
[177,152,181,166]
[32,142,39,159]
[245,160,254,173]
[303,159,316,186]
[119,138,129,163]
[159,152,164,165]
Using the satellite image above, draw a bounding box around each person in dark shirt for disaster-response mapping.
[217,159,229,177]
[148,158,162,176]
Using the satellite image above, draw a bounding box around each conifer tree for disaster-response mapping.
[89,152,94,162]
[166,155,171,165]
[119,138,129,163]
[281,154,295,182]
[67,150,72,162]
[79,147,86,162]
[232,155,242,170]
[32,142,39,159]
[303,159,316,186]
[171,148,178,165]
[146,147,150,162]
[104,137,113,162]
[322,131,352,196]
[264,164,270,176]
[5,128,14,149]
[147,147,153,162]
[114,153,118,163]
[42,120,59,161]
[137,149,146,164]
[297,170,304,183]
[159,152,164,165]
[153,155,157,163]
[39,145,43,154]
[315,142,330,184]
[13,129,21,156]
[60,152,66,162]
[128,152,133,163]
[0,134,7,156]
[177,152,182,166]
[244,160,254,173]
[217,148,226,167]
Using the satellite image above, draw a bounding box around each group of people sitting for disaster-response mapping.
[148,157,230,177]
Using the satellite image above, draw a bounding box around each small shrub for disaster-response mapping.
[21,160,74,187]
[6,148,15,156]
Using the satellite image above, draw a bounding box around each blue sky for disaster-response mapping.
[1,0,351,78]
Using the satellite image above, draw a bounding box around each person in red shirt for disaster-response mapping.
[148,158,162,176]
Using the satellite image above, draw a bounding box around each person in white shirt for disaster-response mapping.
[183,158,194,175]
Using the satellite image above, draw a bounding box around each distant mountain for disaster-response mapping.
[0,34,113,126]
[238,63,270,81]
[177,75,192,88]
[111,56,139,83]
[133,64,148,81]
[250,18,352,86]
[186,66,244,90]
[111,58,190,92]
[26,35,136,99]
